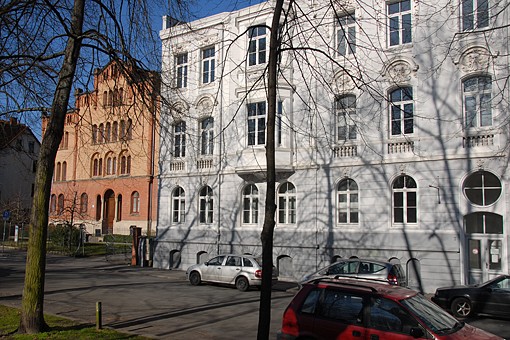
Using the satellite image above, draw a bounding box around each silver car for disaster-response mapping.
[300,258,407,286]
[186,254,278,291]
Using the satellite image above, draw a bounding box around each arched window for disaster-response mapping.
[57,194,64,215]
[92,158,98,177]
[335,95,357,141]
[80,193,88,213]
[463,171,501,206]
[98,158,103,176]
[389,87,413,136]
[463,76,492,128]
[242,184,258,224]
[199,186,213,224]
[50,194,57,213]
[172,186,185,223]
[61,161,67,181]
[55,162,61,181]
[108,90,113,106]
[99,123,104,144]
[117,194,122,221]
[95,195,101,221]
[131,191,140,214]
[120,153,130,175]
[112,157,117,175]
[103,91,107,107]
[119,88,123,105]
[112,121,118,142]
[120,120,126,140]
[278,182,296,224]
[113,89,119,106]
[392,175,417,224]
[106,156,113,175]
[92,124,98,144]
[105,122,111,142]
[337,178,358,224]
[200,117,214,155]
[127,118,133,140]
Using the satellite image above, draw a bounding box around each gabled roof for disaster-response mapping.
[0,118,39,149]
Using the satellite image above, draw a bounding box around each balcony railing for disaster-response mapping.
[463,134,494,148]
[197,158,213,169]
[169,160,185,172]
[387,141,414,154]
[333,145,357,158]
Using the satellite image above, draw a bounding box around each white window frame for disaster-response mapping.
[175,53,188,88]
[337,12,356,56]
[392,175,417,225]
[390,87,414,136]
[336,95,357,141]
[337,178,359,224]
[248,26,267,66]
[247,101,266,146]
[172,186,186,223]
[242,184,259,224]
[387,0,412,47]
[202,47,215,84]
[462,0,489,31]
[173,121,186,157]
[200,117,214,155]
[278,182,296,225]
[199,186,213,224]
[463,76,492,128]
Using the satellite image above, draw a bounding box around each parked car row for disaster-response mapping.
[186,255,506,339]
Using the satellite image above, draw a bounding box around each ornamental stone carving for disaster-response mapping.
[458,47,491,73]
[333,71,355,93]
[386,60,414,82]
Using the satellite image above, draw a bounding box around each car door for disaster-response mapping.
[366,297,426,340]
[312,288,367,340]
[219,255,242,283]
[482,277,510,316]
[202,255,225,282]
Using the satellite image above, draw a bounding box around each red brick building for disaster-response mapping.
[45,61,159,237]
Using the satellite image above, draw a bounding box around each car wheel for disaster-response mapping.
[189,271,201,286]
[451,297,472,318]
[236,277,249,291]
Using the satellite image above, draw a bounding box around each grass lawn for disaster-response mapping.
[0,305,149,339]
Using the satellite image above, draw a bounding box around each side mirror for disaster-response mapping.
[410,327,424,338]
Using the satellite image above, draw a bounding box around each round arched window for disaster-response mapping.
[463,171,501,206]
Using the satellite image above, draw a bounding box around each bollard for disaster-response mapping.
[96,301,102,330]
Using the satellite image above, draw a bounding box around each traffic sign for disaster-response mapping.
[2,210,10,221]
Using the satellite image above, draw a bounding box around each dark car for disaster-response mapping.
[300,258,407,287]
[278,277,502,340]
[431,275,510,318]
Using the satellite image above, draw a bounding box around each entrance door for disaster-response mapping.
[465,212,505,284]
[103,189,115,234]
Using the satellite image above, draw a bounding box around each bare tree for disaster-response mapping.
[0,0,169,333]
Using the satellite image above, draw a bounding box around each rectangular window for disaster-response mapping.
[174,121,186,157]
[388,0,412,46]
[336,95,357,140]
[202,47,215,84]
[463,76,492,128]
[200,117,214,155]
[248,26,267,66]
[175,53,188,88]
[390,87,413,136]
[462,0,489,31]
[247,102,266,146]
[337,12,356,56]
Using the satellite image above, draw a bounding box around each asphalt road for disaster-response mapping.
[1,249,509,339]
[0,249,297,339]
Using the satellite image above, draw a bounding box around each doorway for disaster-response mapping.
[465,212,505,284]
[103,189,115,234]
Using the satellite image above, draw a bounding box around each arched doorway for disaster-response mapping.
[464,212,504,284]
[277,255,293,281]
[103,189,115,234]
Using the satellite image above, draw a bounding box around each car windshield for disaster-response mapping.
[401,294,463,334]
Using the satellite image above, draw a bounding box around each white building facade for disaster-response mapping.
[154,0,510,292]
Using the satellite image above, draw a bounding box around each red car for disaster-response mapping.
[278,277,502,340]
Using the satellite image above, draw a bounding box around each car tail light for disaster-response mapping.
[255,269,262,278]
[280,307,299,337]
[388,273,399,285]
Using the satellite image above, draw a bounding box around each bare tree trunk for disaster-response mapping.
[258,1,284,339]
[18,0,85,333]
